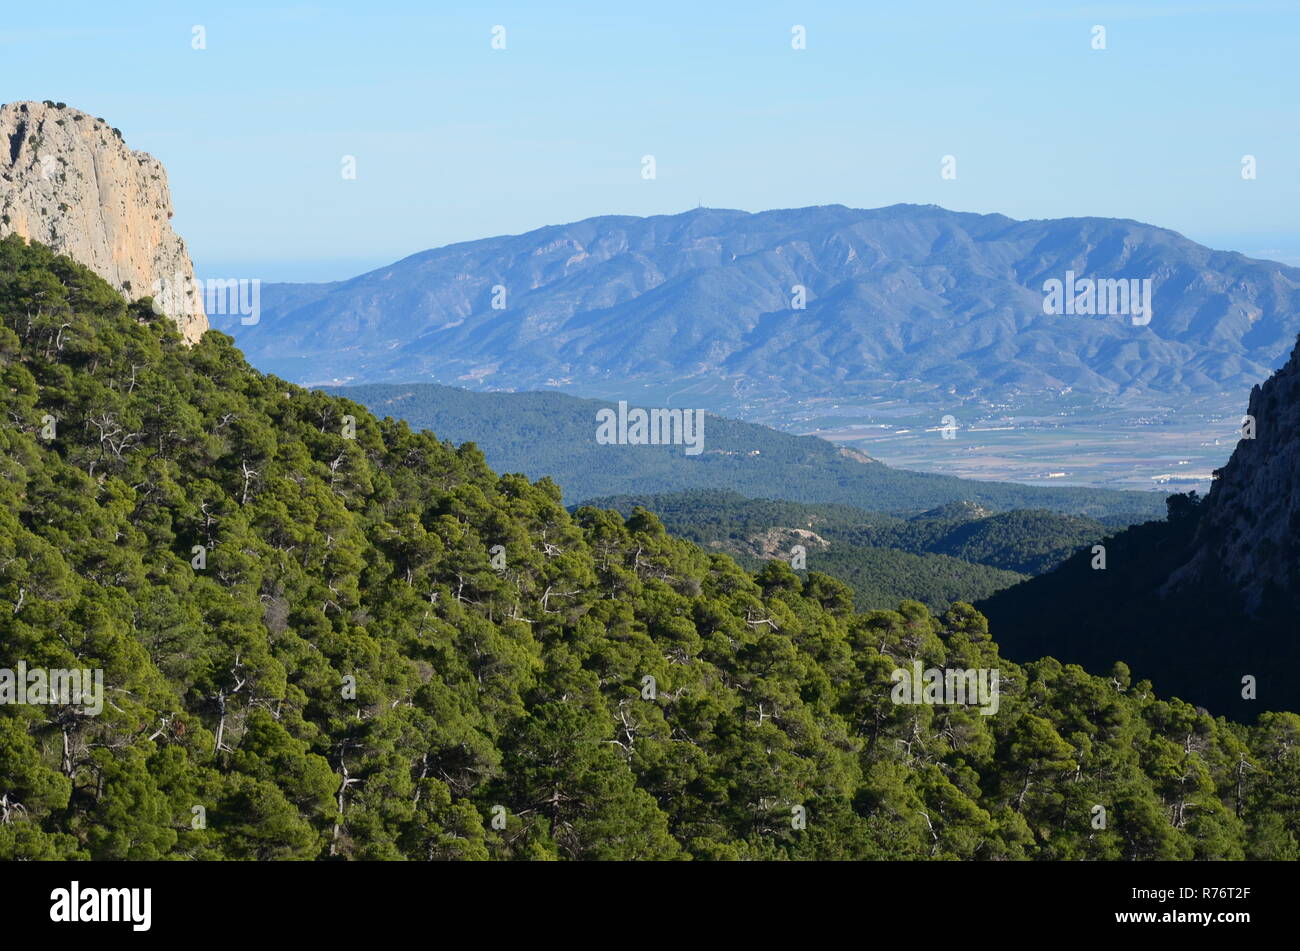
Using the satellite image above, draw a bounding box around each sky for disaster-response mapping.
[5,0,1300,281]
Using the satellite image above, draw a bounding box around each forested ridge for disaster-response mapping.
[581,490,1119,611]
[333,383,1169,521]
[2,235,1298,861]
[580,492,1024,611]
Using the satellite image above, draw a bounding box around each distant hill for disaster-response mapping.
[981,336,1300,716]
[580,489,1114,611]
[234,204,1300,416]
[327,382,1169,520]
[584,489,1110,575]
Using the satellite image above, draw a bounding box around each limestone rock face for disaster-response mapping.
[1166,335,1300,613]
[0,101,208,343]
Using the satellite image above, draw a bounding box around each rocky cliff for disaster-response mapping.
[980,334,1300,715]
[1165,336,1300,614]
[0,101,207,343]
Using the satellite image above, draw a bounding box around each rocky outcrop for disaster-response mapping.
[0,101,207,343]
[1165,335,1300,614]
[740,527,831,560]
[981,333,1300,714]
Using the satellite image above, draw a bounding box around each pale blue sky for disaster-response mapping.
[5,0,1299,280]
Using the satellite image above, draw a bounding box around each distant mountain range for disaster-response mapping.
[234,204,1300,417]
[325,382,1168,521]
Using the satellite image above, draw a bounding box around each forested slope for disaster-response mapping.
[1,235,1297,861]
[334,383,1168,521]
[581,491,1030,611]
[586,491,1110,572]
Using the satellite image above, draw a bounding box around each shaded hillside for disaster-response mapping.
[981,337,1300,717]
